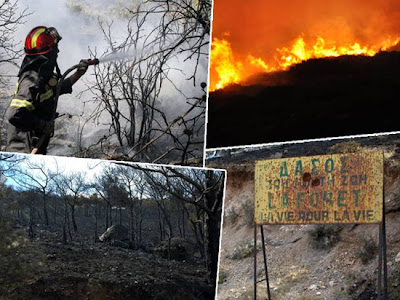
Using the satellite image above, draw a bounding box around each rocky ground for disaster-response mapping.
[1,229,214,300]
[207,134,400,299]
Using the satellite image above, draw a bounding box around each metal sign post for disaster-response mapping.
[254,224,257,300]
[382,183,388,300]
[378,177,388,300]
[378,223,383,300]
[260,225,271,299]
[253,225,271,300]
[253,151,385,300]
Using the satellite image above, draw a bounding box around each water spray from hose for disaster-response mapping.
[96,45,174,65]
[98,51,137,63]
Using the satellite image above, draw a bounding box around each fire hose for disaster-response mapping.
[31,58,99,154]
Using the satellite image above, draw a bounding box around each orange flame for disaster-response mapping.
[210,38,243,90]
[210,35,400,91]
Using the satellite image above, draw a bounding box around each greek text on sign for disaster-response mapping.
[254,151,383,225]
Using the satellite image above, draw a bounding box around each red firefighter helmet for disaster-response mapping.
[24,26,62,56]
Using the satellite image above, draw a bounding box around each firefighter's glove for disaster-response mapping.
[77,60,89,77]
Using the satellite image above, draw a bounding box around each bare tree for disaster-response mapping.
[87,193,102,241]
[54,171,88,233]
[22,189,42,237]
[12,159,55,226]
[88,24,167,157]
[144,179,174,243]
[0,0,28,83]
[113,165,146,247]
[81,0,210,164]
[0,152,26,174]
[123,164,225,283]
[132,0,211,79]
[92,166,128,230]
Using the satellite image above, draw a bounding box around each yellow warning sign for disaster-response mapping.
[254,151,383,225]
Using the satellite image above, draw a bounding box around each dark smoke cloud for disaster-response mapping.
[212,0,400,60]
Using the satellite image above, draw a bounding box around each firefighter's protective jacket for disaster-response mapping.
[6,69,73,132]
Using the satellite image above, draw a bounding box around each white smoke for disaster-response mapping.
[3,0,209,159]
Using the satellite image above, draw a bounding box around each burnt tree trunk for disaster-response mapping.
[105,203,109,229]
[62,200,68,244]
[182,206,186,239]
[29,205,34,238]
[127,104,136,147]
[157,204,164,241]
[70,204,77,232]
[43,193,49,226]
[109,203,113,227]
[94,204,98,242]
[129,203,135,247]
[53,199,57,225]
[138,202,143,242]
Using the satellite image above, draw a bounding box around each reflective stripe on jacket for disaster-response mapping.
[6,70,72,132]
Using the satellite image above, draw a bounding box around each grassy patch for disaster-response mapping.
[230,238,262,260]
[224,206,239,225]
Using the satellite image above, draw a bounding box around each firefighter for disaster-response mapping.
[5,26,88,154]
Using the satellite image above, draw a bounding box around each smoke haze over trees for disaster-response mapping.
[0,0,211,165]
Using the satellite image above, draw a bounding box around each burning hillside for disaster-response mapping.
[210,36,400,91]
[209,0,400,91]
[206,50,400,148]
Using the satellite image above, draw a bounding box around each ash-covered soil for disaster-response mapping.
[3,229,213,300]
[207,135,400,299]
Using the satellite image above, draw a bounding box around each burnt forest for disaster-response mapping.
[0,153,225,299]
[207,51,400,148]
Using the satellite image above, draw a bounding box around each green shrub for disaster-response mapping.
[355,235,378,264]
[308,225,343,250]
[241,200,254,227]
[231,238,262,260]
[225,206,239,225]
